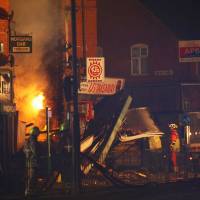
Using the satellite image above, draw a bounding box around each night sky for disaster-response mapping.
[140,0,200,39]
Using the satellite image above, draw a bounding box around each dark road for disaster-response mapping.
[1,178,200,200]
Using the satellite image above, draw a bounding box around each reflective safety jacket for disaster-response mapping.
[23,135,39,168]
[170,129,180,152]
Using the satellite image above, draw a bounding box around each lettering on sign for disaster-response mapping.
[154,70,173,76]
[10,36,32,53]
[79,78,125,95]
[179,40,200,62]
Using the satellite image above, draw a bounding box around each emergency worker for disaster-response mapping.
[49,124,72,192]
[24,126,40,195]
[169,123,180,173]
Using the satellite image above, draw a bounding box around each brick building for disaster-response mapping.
[96,0,200,132]
[0,0,10,57]
[0,0,14,106]
[65,0,97,60]
[0,0,17,173]
[97,0,200,82]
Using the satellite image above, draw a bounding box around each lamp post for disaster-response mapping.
[46,107,52,175]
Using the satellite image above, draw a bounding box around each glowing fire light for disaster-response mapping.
[31,93,45,111]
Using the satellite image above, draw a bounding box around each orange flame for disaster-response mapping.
[31,93,45,111]
[16,89,46,127]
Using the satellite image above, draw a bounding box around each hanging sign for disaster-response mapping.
[10,36,32,53]
[86,57,105,82]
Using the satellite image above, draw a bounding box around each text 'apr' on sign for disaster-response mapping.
[86,57,105,82]
[10,36,32,53]
[179,40,200,62]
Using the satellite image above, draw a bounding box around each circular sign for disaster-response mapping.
[88,62,102,79]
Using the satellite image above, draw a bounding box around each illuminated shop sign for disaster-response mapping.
[179,40,200,62]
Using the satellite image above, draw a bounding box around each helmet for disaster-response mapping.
[59,120,70,131]
[30,126,40,136]
[59,123,65,131]
[169,123,178,129]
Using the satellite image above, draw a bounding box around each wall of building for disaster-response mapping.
[97,0,196,84]
[0,0,12,105]
[0,1,18,172]
[0,0,10,56]
[0,0,10,10]
[65,0,97,59]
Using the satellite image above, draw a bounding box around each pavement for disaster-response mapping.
[1,178,200,200]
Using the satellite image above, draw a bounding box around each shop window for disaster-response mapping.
[0,73,10,94]
[131,44,149,75]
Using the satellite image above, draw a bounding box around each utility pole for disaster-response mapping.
[71,0,81,195]
[81,0,86,63]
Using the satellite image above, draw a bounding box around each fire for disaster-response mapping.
[15,87,46,128]
[31,93,45,112]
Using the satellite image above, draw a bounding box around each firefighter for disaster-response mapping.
[24,126,40,195]
[169,123,180,173]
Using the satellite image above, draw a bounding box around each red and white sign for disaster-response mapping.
[86,57,105,82]
[78,78,125,95]
[179,40,200,62]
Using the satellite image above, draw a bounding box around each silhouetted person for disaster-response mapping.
[169,123,180,173]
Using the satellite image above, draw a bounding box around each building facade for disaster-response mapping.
[0,0,14,109]
[97,0,200,83]
[65,0,97,61]
[96,0,200,132]
[0,0,17,173]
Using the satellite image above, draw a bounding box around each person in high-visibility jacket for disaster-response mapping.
[24,126,40,195]
[169,123,180,173]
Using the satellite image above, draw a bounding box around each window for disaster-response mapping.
[2,81,9,94]
[0,42,4,53]
[0,73,10,94]
[131,44,149,75]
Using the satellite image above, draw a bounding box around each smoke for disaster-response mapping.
[124,107,160,132]
[10,0,65,126]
